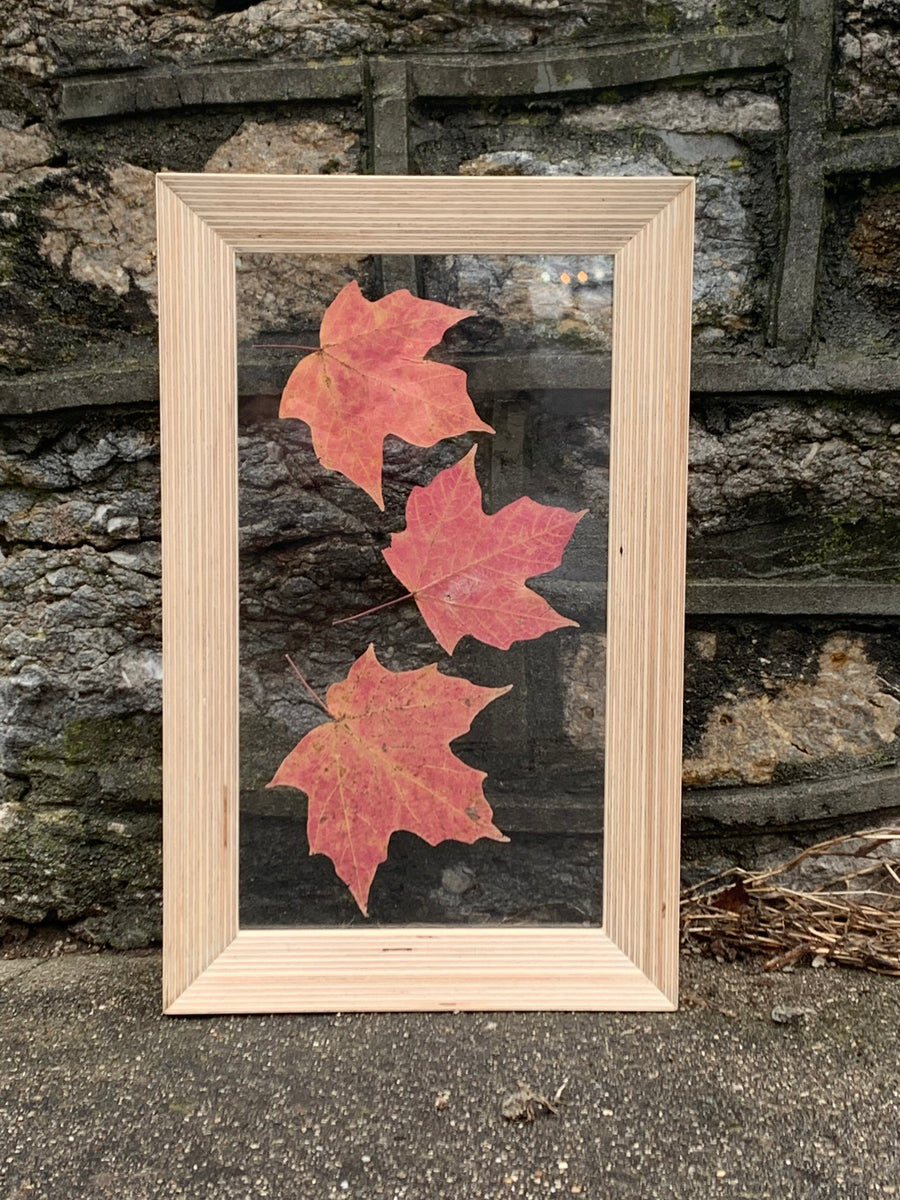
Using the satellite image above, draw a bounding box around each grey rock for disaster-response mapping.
[0,408,164,940]
[770,1004,817,1023]
[682,632,900,788]
[0,122,55,174]
[418,131,772,350]
[440,864,475,895]
[561,632,606,757]
[565,88,781,135]
[682,618,900,793]
[34,119,361,321]
[0,113,365,375]
[0,0,590,80]
[835,3,900,127]
[688,397,900,581]
[0,0,765,81]
[39,165,157,305]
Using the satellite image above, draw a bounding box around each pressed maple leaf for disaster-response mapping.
[381,448,587,654]
[268,645,510,915]
[279,281,493,508]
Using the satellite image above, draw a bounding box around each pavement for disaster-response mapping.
[0,950,898,1200]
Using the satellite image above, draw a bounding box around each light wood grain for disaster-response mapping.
[157,178,239,1011]
[167,929,674,1013]
[156,174,693,1014]
[605,179,695,1000]
[157,174,689,254]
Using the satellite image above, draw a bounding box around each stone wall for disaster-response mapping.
[2,0,900,944]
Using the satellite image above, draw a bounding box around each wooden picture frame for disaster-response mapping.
[156,174,694,1013]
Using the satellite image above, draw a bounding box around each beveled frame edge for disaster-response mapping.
[157,174,694,1014]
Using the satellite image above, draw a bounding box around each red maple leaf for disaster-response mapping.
[279,281,493,508]
[268,645,510,915]
[381,448,587,654]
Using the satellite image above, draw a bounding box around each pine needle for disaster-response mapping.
[680,827,900,976]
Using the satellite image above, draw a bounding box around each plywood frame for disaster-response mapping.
[157,174,694,1014]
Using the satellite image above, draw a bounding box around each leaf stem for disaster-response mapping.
[252,343,320,351]
[332,592,415,626]
[285,654,331,715]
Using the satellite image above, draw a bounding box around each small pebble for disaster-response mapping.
[771,1004,816,1024]
[441,865,474,895]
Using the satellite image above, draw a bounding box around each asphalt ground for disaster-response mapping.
[0,951,898,1200]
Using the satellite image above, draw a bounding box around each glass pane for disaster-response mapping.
[236,253,609,927]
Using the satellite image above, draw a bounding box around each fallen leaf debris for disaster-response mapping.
[501,1078,568,1122]
[681,827,900,976]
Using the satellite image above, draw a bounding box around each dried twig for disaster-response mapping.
[680,827,900,976]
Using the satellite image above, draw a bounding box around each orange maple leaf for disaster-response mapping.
[382,447,587,654]
[268,645,510,915]
[279,281,493,508]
